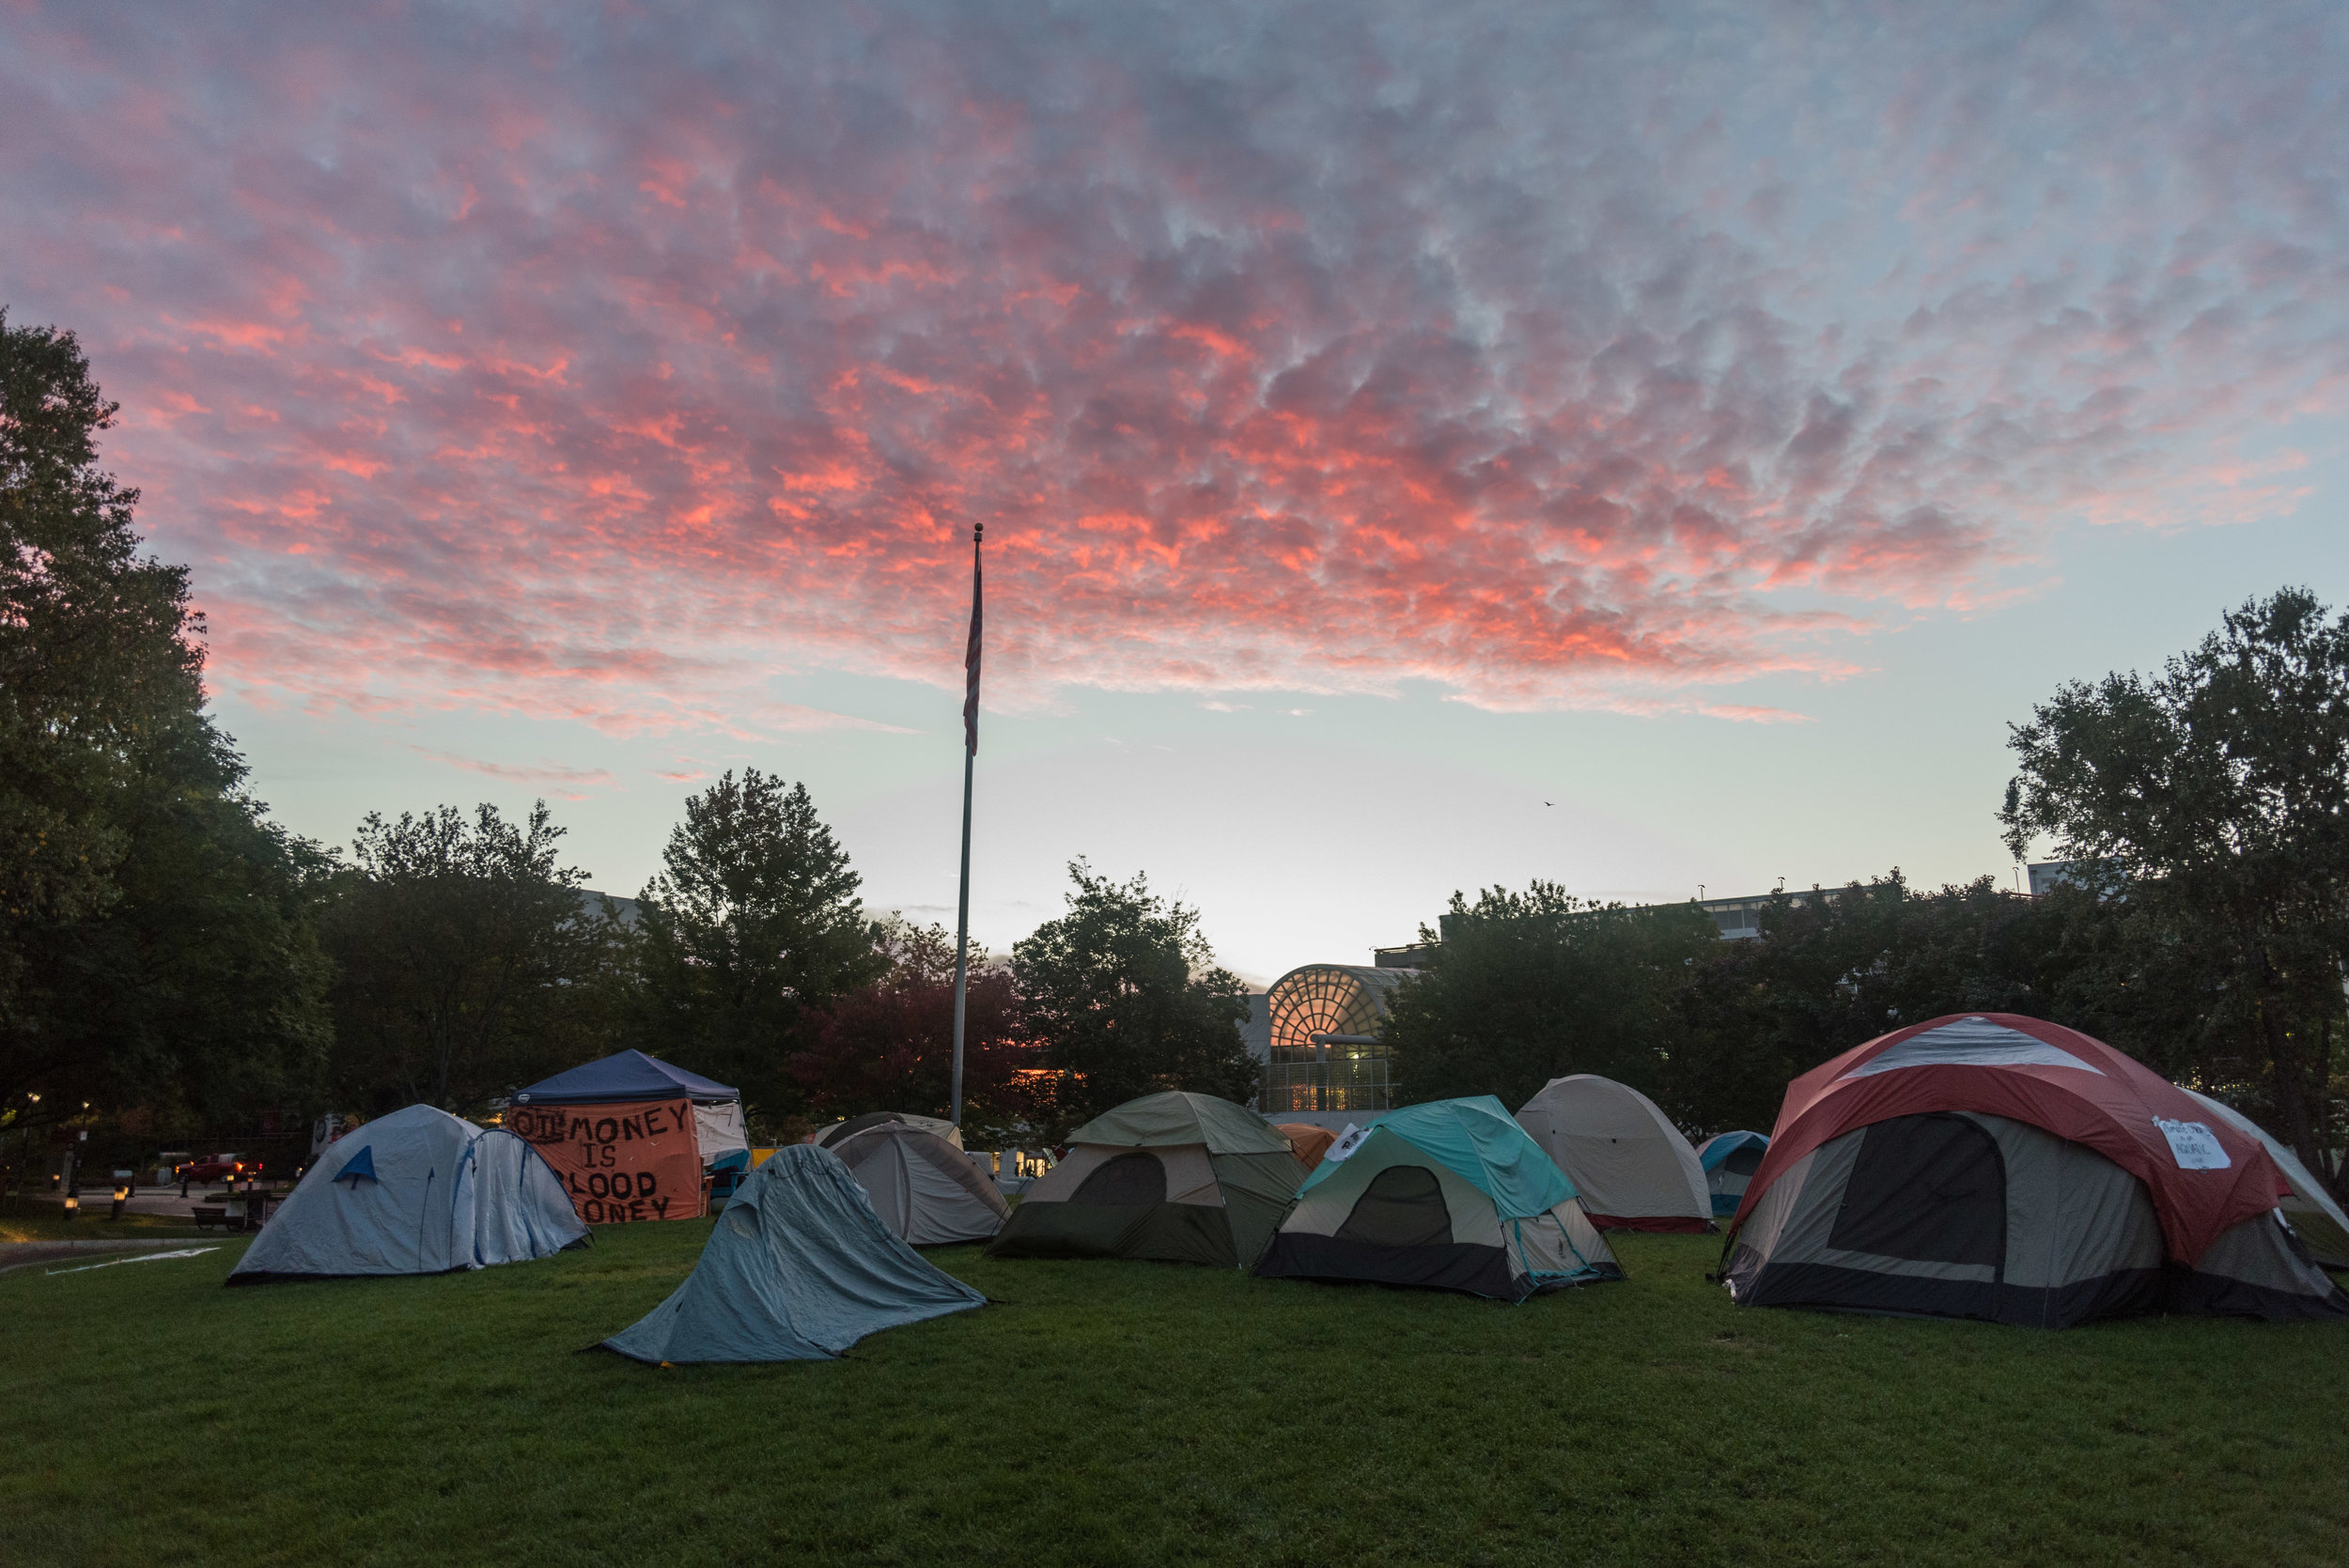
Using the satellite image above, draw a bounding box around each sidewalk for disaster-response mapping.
[16,1184,286,1221]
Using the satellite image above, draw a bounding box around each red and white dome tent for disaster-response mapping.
[1721,1013,2347,1327]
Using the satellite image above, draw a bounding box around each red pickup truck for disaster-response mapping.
[177,1154,258,1184]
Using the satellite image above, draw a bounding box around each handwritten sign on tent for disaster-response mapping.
[508,1096,702,1223]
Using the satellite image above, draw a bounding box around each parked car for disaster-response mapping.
[177,1154,258,1184]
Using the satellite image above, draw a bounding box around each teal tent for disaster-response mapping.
[1695,1130,1770,1218]
[1257,1096,1623,1300]
[599,1145,985,1363]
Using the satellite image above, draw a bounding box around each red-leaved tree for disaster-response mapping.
[786,920,1041,1136]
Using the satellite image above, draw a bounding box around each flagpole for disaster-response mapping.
[950,521,983,1127]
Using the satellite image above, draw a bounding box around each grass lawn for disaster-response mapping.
[4,1223,2344,1568]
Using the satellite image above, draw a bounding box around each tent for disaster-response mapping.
[1515,1075,1712,1232]
[1722,1013,2349,1326]
[813,1110,964,1151]
[598,1145,986,1363]
[229,1105,586,1283]
[508,1049,741,1224]
[828,1119,1010,1245]
[1696,1130,1771,1219]
[1256,1096,1622,1301]
[985,1092,1307,1267]
[2179,1089,2349,1270]
[1277,1123,1338,1172]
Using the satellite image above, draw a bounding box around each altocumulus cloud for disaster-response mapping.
[2,1,2343,732]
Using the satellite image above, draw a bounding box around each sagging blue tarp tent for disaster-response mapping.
[1695,1130,1770,1218]
[1255,1096,1624,1300]
[511,1048,738,1106]
[598,1145,987,1363]
[229,1105,587,1283]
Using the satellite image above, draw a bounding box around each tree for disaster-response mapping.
[786,918,1035,1139]
[2001,587,2349,1198]
[632,769,886,1122]
[1011,862,1254,1137]
[1383,883,1719,1113]
[323,801,619,1113]
[0,310,333,1128]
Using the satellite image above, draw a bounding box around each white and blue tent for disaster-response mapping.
[1254,1096,1623,1301]
[228,1105,587,1283]
[598,1145,987,1363]
[1696,1130,1771,1219]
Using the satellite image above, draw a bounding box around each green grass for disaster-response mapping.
[4,1224,2344,1567]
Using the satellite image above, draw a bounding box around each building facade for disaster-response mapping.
[1255,964,1412,1126]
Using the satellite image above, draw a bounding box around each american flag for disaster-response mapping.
[961,522,983,754]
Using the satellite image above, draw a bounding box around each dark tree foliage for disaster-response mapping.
[632,769,886,1122]
[1383,883,1719,1113]
[0,311,332,1130]
[787,919,1035,1141]
[323,802,622,1115]
[1012,862,1254,1138]
[1663,873,2079,1133]
[2000,587,2349,1197]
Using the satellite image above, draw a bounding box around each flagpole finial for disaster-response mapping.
[973,521,984,542]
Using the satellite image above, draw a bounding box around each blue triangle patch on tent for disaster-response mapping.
[334,1145,378,1185]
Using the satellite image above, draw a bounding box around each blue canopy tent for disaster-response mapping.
[597,1145,986,1362]
[511,1049,738,1106]
[1695,1129,1770,1218]
[1254,1096,1624,1300]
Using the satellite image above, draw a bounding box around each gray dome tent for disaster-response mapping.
[598,1145,986,1363]
[829,1118,1010,1245]
[229,1105,586,1283]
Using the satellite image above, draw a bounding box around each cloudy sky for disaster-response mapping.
[6,1,2346,980]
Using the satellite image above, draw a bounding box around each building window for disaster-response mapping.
[1263,965,1405,1114]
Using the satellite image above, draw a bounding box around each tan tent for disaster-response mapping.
[2181,1089,2349,1269]
[1277,1123,1338,1172]
[1515,1075,1711,1232]
[828,1121,1009,1246]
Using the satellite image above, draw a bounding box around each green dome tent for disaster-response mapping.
[984,1091,1307,1268]
[1256,1096,1623,1301]
[597,1145,985,1363]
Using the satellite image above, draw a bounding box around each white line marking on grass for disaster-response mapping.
[46,1247,221,1275]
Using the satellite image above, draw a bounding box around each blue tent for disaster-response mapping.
[1695,1130,1770,1217]
[230,1105,587,1282]
[512,1049,737,1107]
[598,1145,986,1363]
[1260,1096,1623,1300]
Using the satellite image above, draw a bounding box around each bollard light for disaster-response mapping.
[60,1194,77,1221]
[110,1184,129,1221]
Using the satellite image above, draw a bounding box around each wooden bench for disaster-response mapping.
[192,1206,228,1231]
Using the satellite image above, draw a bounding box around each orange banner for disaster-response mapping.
[507,1096,702,1223]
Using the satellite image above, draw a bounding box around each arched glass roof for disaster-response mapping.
[1262,964,1411,1115]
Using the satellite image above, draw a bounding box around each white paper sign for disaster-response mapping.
[2153,1118,2231,1170]
[1322,1124,1371,1163]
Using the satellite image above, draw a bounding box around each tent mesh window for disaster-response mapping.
[1264,966,1408,1115]
[1828,1113,2007,1268]
[1070,1152,1169,1206]
[1721,1145,1766,1177]
[1334,1165,1454,1249]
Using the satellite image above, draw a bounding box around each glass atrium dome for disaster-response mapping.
[1262,965,1410,1115]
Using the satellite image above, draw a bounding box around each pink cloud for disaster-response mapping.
[1,3,2342,736]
